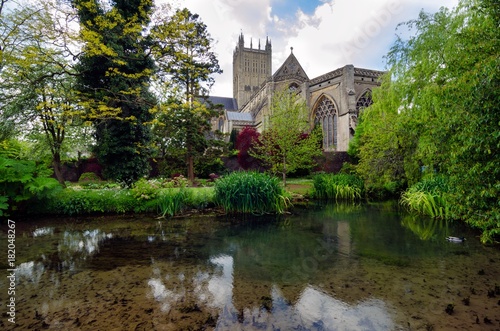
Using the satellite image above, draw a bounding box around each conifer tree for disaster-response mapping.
[73,0,156,185]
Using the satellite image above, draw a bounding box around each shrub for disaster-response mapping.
[79,172,101,182]
[0,156,60,215]
[214,171,290,214]
[172,175,189,188]
[312,173,364,201]
[30,188,150,215]
[81,158,102,178]
[195,155,225,178]
[131,178,161,201]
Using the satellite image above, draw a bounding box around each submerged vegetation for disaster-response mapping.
[214,171,290,214]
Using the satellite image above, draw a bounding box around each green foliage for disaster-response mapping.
[171,175,189,188]
[312,173,364,201]
[351,1,500,242]
[73,0,156,185]
[149,7,223,182]
[157,189,190,217]
[400,175,451,220]
[195,155,225,178]
[0,1,83,185]
[0,155,61,215]
[131,176,190,202]
[27,184,216,216]
[131,178,161,201]
[79,172,101,182]
[35,188,140,215]
[214,171,290,214]
[157,186,214,217]
[250,89,322,186]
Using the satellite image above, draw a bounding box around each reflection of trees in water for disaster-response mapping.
[204,218,340,284]
[400,214,449,241]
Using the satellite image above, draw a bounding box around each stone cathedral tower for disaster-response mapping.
[232,33,272,109]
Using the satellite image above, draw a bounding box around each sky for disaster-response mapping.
[167,0,460,97]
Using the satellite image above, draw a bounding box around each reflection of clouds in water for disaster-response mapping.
[192,254,235,309]
[32,227,54,237]
[207,255,234,309]
[16,261,45,284]
[59,230,113,256]
[148,254,235,316]
[16,229,113,284]
[147,278,184,313]
[147,254,393,330]
[296,286,394,330]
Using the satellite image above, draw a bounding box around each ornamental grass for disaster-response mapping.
[400,176,451,220]
[312,173,364,201]
[214,171,290,214]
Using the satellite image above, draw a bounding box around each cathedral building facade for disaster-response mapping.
[212,33,385,152]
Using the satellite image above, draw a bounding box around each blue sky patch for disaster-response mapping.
[270,0,323,17]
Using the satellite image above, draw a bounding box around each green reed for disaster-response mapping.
[400,176,451,219]
[157,188,192,218]
[214,171,290,214]
[312,173,364,201]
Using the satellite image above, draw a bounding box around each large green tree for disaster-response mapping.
[73,0,156,185]
[0,0,82,185]
[353,0,500,242]
[150,8,222,182]
[250,89,322,186]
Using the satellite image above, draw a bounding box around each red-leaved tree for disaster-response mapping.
[236,127,261,170]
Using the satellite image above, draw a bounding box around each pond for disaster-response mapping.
[1,203,499,330]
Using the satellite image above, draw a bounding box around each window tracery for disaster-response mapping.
[314,96,337,149]
[356,90,373,114]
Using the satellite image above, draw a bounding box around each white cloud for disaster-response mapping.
[165,0,459,97]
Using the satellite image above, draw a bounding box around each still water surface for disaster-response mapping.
[1,203,499,330]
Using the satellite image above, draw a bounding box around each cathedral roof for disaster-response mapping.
[207,96,238,111]
[226,111,253,122]
[272,48,309,83]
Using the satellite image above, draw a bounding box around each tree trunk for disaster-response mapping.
[282,155,287,187]
[187,155,195,183]
[52,153,66,188]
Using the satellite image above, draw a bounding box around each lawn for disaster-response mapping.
[284,178,314,196]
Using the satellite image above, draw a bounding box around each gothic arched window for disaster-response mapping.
[314,96,337,150]
[288,82,299,92]
[218,118,224,132]
[356,90,373,114]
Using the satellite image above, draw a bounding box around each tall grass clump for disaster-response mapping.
[157,187,215,217]
[400,175,451,219]
[157,189,191,217]
[312,173,364,201]
[214,171,290,214]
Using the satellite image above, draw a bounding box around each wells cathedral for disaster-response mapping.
[210,33,385,152]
